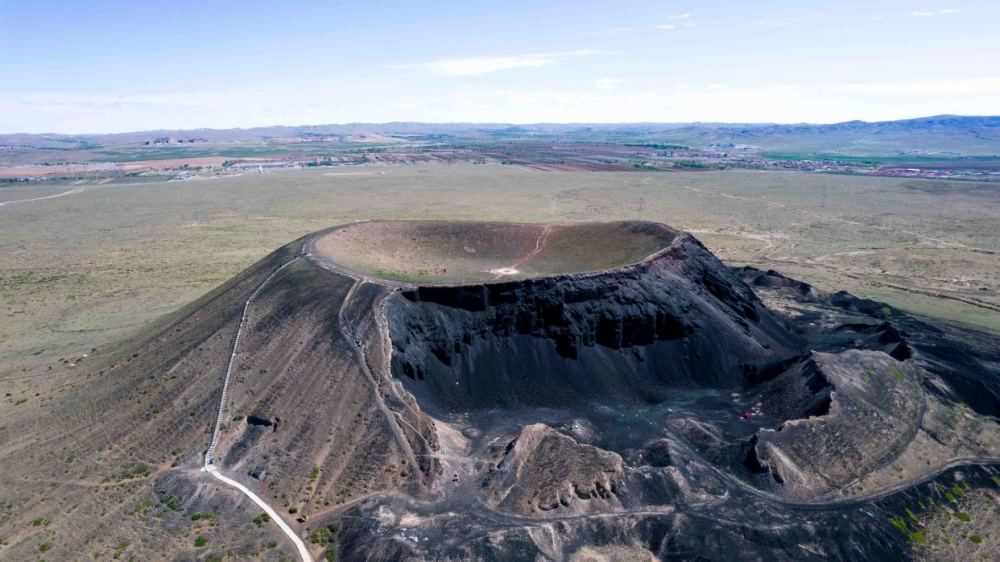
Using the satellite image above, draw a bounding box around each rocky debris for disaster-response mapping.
[838,321,912,360]
[622,438,676,469]
[735,266,818,297]
[482,424,624,516]
[752,356,835,422]
[246,415,278,430]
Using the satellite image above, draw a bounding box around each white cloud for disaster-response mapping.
[668,12,690,20]
[839,77,1000,95]
[397,50,601,76]
[4,75,999,134]
[596,78,621,91]
[656,24,676,30]
[912,8,960,17]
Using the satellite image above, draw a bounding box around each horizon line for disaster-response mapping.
[3,113,995,137]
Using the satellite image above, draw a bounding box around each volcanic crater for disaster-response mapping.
[14,220,997,561]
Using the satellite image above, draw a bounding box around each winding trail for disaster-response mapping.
[512,224,553,269]
[492,224,555,279]
[336,279,421,472]
[202,255,312,562]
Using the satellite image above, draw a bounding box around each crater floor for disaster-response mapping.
[311,220,679,284]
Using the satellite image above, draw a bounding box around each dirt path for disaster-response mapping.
[513,224,554,269]
[205,465,312,562]
[338,279,421,473]
[0,186,88,207]
[202,255,312,562]
[491,224,555,279]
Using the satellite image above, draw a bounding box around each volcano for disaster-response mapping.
[4,221,997,561]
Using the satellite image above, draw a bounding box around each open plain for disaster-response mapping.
[2,165,997,379]
[0,164,998,561]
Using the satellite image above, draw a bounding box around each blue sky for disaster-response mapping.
[2,0,998,133]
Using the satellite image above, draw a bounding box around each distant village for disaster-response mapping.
[143,137,208,145]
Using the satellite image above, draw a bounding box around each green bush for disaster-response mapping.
[194,536,208,547]
[156,491,182,512]
[310,526,336,545]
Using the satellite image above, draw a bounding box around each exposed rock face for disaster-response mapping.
[386,234,802,414]
[483,424,625,516]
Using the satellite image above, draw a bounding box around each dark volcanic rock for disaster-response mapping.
[386,233,802,414]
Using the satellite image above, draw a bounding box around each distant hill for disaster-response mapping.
[2,115,999,156]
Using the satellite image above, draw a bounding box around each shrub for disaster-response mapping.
[194,536,208,547]
[156,491,182,512]
[39,542,52,552]
[310,525,336,545]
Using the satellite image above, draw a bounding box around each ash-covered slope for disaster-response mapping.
[0,233,435,562]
